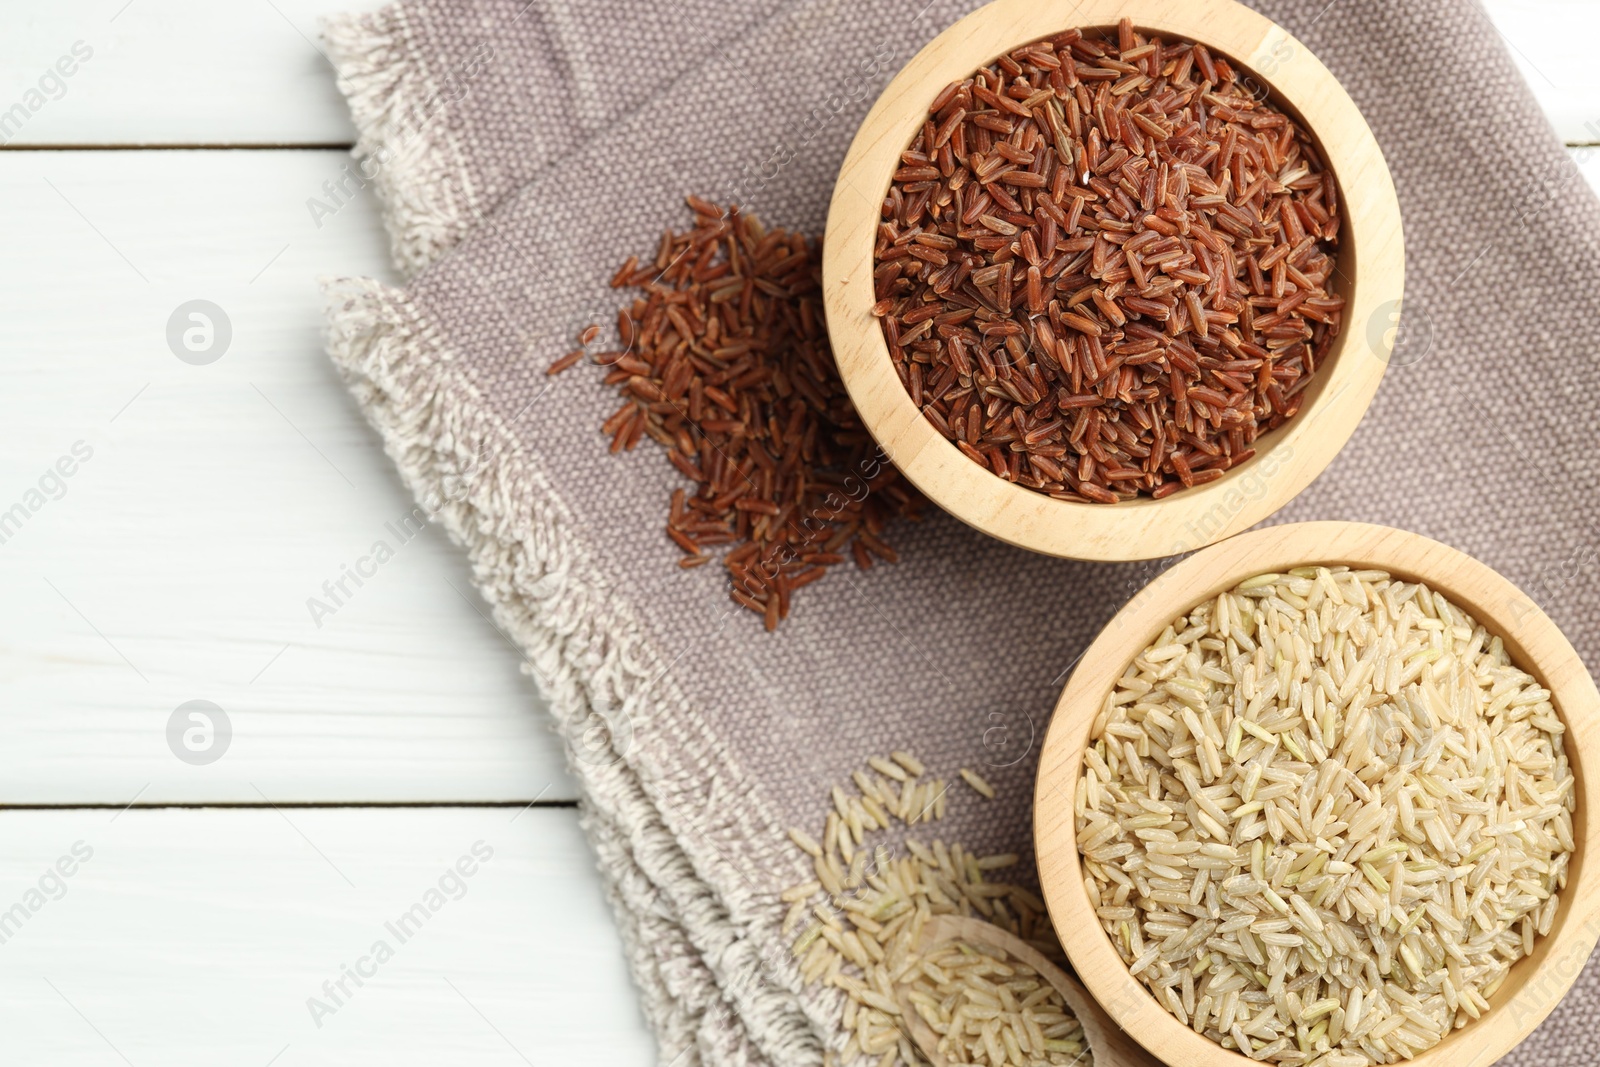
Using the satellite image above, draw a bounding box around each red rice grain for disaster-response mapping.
[557,200,924,629]
[875,19,1345,503]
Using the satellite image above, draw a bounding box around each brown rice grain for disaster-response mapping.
[786,751,1090,1067]
[1077,567,1573,1065]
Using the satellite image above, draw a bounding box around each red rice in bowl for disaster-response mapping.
[874,19,1345,504]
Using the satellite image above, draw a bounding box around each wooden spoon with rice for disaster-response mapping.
[896,915,1163,1067]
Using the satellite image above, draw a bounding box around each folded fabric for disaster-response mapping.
[324,1,1600,1064]
[324,0,796,274]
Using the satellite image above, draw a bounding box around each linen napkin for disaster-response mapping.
[324,0,794,274]
[322,1,1600,1064]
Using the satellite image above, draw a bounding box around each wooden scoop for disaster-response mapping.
[895,915,1165,1067]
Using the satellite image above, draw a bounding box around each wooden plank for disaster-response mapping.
[0,806,654,1065]
[0,149,575,804]
[0,0,383,146]
[0,2,1596,147]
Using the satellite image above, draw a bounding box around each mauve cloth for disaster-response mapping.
[321,1,1600,1064]
[324,0,792,273]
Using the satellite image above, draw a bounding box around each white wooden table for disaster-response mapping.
[1,2,1596,1062]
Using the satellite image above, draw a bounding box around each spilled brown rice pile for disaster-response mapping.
[876,20,1345,502]
[559,199,921,629]
[1076,568,1573,1065]
[785,753,1090,1066]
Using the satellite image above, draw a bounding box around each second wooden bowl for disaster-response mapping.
[1034,522,1600,1067]
[823,0,1405,560]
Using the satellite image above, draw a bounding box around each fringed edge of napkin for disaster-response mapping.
[320,276,825,1067]
[323,9,480,276]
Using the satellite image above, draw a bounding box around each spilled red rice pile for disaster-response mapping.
[556,199,922,630]
[875,19,1345,503]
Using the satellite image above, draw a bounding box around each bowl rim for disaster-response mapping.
[821,0,1405,561]
[1033,521,1600,1066]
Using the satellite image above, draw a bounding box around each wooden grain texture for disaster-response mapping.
[0,2,1595,146]
[0,806,653,1066]
[822,0,1404,561]
[0,149,575,804]
[0,0,384,147]
[1033,521,1600,1067]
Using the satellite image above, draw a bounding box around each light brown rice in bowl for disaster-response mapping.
[1075,567,1574,1065]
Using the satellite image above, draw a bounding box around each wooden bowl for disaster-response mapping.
[822,0,1405,561]
[1034,522,1600,1067]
